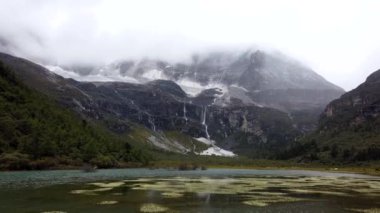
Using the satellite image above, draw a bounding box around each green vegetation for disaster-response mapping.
[0,62,150,170]
[1,58,378,172]
[164,131,209,152]
[279,130,380,163]
[277,115,380,164]
[278,70,380,164]
[81,176,380,209]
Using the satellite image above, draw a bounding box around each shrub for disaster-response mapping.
[0,152,31,170]
[90,155,117,168]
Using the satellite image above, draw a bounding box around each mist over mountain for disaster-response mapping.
[44,48,344,112]
[1,0,380,90]
[1,2,380,213]
[0,0,378,165]
[0,50,344,159]
[42,48,344,134]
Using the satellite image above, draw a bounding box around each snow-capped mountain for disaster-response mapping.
[45,49,344,112]
[0,51,304,158]
[0,47,346,158]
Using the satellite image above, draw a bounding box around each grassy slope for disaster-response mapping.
[0,61,258,170]
[1,57,378,174]
[278,108,380,164]
[277,71,380,164]
[0,62,151,170]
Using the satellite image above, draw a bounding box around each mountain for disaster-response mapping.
[0,61,152,170]
[49,49,344,109]
[280,70,380,162]
[0,52,306,158]
[47,49,344,132]
[321,70,380,129]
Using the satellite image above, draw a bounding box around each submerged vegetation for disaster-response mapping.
[140,203,168,213]
[1,169,380,212]
[60,174,380,212]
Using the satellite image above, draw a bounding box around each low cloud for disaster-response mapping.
[1,0,380,90]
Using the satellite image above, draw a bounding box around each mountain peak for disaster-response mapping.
[250,50,266,67]
[366,69,380,83]
[3,48,343,112]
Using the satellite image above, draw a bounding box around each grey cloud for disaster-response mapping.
[0,0,380,90]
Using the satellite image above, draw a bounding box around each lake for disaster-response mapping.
[0,168,379,212]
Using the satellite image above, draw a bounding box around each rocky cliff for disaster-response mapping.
[280,70,380,162]
[46,49,344,133]
[0,52,304,158]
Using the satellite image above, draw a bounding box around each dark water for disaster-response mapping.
[0,168,379,213]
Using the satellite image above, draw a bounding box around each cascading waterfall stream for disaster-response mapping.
[148,116,156,131]
[202,106,211,140]
[183,102,188,123]
[192,141,196,152]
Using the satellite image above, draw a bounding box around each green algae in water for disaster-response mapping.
[97,200,118,205]
[129,177,269,196]
[242,194,309,207]
[288,188,351,196]
[70,187,114,195]
[41,211,67,213]
[1,169,380,212]
[161,192,184,198]
[116,176,380,210]
[347,208,380,213]
[89,181,125,188]
[140,203,169,212]
[68,175,380,210]
[242,200,268,207]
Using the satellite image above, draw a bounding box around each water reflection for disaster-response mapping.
[0,169,379,212]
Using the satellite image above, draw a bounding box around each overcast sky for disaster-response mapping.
[0,0,379,90]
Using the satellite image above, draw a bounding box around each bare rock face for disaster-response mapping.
[0,50,344,158]
[320,69,380,130]
[62,49,344,133]
[283,70,380,163]
[53,49,344,112]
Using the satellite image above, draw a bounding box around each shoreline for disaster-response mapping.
[206,165,380,177]
[1,163,379,177]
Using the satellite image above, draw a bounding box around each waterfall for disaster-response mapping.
[191,141,196,152]
[202,106,210,140]
[148,116,156,131]
[137,112,141,121]
[183,102,188,123]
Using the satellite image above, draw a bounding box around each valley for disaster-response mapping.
[0,1,379,212]
[0,50,379,171]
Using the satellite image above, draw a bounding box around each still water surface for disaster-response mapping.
[0,168,379,212]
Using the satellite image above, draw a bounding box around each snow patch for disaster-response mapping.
[45,65,81,79]
[45,65,232,99]
[141,69,168,81]
[45,65,140,83]
[176,78,228,97]
[176,78,205,96]
[194,137,213,145]
[194,137,236,157]
[200,147,236,157]
[230,84,248,92]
